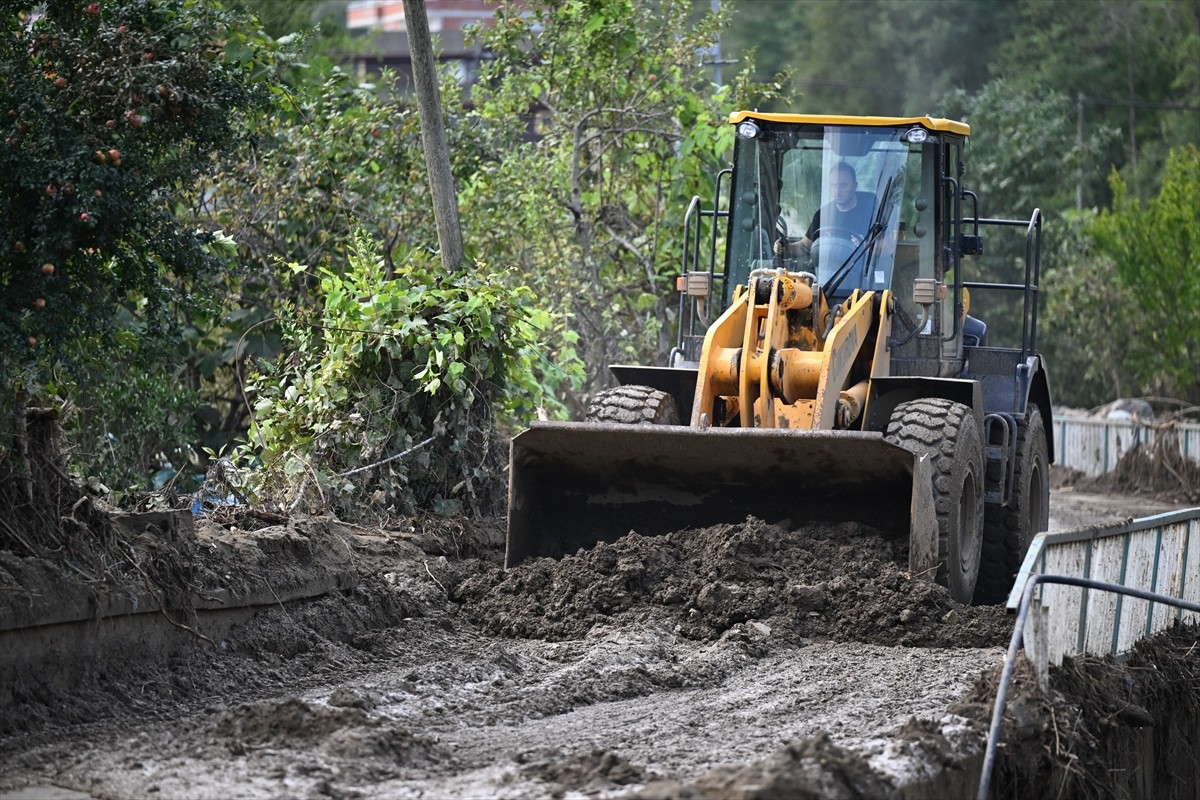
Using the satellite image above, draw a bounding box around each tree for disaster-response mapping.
[994,0,1200,205]
[1087,146,1200,403]
[941,79,1121,223]
[1039,147,1200,409]
[467,0,782,400]
[0,0,273,539]
[405,0,464,272]
[723,0,1015,116]
[931,79,1120,354]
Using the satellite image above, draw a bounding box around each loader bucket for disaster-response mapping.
[506,422,938,575]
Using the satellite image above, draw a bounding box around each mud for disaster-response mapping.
[0,481,1196,799]
[453,517,1011,647]
[950,625,1200,800]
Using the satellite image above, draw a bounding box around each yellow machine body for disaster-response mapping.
[507,268,939,578]
[506,112,1052,608]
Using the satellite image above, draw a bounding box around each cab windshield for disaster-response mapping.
[725,122,938,307]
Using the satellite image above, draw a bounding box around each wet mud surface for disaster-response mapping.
[0,479,1195,799]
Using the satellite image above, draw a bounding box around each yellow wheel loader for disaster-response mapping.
[507,114,1053,605]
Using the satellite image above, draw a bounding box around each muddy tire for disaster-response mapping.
[586,384,680,425]
[974,406,1050,604]
[886,399,985,605]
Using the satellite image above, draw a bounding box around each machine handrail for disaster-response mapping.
[678,169,731,352]
[961,208,1042,358]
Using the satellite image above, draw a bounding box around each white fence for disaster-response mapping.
[1053,411,1200,477]
[1008,508,1200,688]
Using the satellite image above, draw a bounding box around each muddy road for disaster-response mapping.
[0,485,1192,800]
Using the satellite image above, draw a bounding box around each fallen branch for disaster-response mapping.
[337,436,437,478]
[424,559,446,595]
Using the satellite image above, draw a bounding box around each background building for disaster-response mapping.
[345,0,500,91]
[346,0,497,32]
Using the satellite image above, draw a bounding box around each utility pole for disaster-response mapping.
[1076,92,1084,211]
[405,0,465,272]
[711,0,722,87]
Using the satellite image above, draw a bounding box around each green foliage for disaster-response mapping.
[1087,146,1200,402]
[723,0,1014,116]
[996,0,1199,204]
[935,79,1119,355]
[723,0,1197,204]
[1042,147,1200,408]
[466,0,783,402]
[1035,209,1125,407]
[58,331,203,493]
[943,80,1120,221]
[0,0,274,459]
[235,232,582,520]
[194,67,431,277]
[224,0,348,42]
[185,61,490,465]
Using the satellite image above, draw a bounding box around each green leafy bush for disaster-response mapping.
[57,330,203,494]
[236,232,582,520]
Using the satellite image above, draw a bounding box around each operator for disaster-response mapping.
[774,161,875,260]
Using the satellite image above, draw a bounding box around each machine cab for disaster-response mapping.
[717,114,972,365]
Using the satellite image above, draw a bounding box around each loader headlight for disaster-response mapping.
[736,120,760,140]
[904,127,929,143]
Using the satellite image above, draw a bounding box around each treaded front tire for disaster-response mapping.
[585,384,680,425]
[886,398,985,605]
[974,406,1050,604]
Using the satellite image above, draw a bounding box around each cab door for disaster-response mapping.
[940,137,966,370]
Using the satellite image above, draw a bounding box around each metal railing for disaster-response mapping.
[976,507,1200,799]
[979,571,1200,800]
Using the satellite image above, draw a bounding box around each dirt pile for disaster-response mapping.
[215,696,446,765]
[452,516,1012,648]
[1063,429,1200,505]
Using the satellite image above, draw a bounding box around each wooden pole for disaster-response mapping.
[405,0,465,272]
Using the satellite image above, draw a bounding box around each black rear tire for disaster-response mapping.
[586,385,680,425]
[886,399,985,605]
[974,406,1050,604]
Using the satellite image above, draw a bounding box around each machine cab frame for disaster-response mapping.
[720,114,972,366]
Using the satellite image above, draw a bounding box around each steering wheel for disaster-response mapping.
[809,227,866,284]
[814,226,863,245]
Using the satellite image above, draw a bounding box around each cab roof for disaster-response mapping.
[727,112,970,137]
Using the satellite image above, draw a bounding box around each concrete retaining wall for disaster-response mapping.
[1008,507,1200,689]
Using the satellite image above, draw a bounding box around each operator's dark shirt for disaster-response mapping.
[805,191,876,241]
